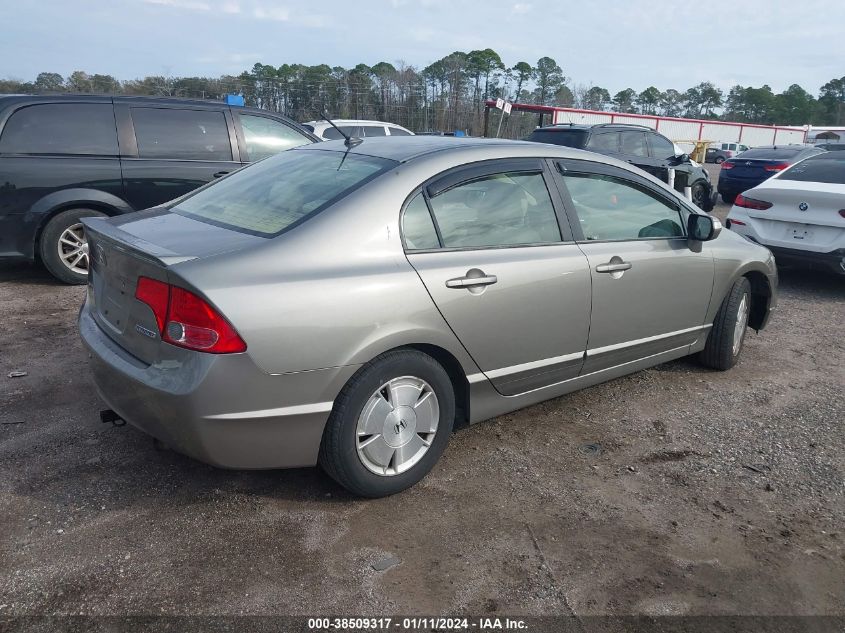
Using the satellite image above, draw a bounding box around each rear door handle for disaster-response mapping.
[445,273,498,289]
[596,261,632,273]
[213,171,230,178]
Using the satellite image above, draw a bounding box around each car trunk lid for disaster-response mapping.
[83,209,264,364]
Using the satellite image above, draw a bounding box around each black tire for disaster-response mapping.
[39,208,107,285]
[715,156,725,164]
[319,349,455,497]
[699,277,751,371]
[691,182,707,209]
[721,192,737,205]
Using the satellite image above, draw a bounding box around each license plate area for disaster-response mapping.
[787,223,813,241]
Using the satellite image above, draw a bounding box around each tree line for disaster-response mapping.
[2,52,843,137]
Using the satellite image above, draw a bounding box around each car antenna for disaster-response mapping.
[322,112,362,149]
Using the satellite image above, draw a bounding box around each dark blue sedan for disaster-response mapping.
[717,145,826,204]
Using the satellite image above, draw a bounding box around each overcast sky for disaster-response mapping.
[2,0,842,95]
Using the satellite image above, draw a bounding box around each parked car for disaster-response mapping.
[726,151,845,275]
[523,123,716,211]
[706,142,751,164]
[717,145,825,204]
[0,94,318,284]
[302,119,413,140]
[79,136,777,497]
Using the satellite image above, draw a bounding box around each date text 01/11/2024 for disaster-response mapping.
[307,617,528,630]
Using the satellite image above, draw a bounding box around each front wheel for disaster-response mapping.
[39,208,107,284]
[691,182,708,209]
[318,350,455,497]
[699,277,751,371]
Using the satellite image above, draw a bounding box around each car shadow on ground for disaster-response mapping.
[0,261,65,286]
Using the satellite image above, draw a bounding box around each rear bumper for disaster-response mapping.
[79,303,359,469]
[768,245,845,275]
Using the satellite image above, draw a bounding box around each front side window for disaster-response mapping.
[561,173,684,241]
[173,149,396,237]
[0,103,118,155]
[238,114,311,161]
[427,171,561,248]
[322,126,360,140]
[402,193,440,250]
[649,134,676,160]
[620,131,648,157]
[131,108,232,161]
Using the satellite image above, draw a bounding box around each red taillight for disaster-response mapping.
[134,277,246,354]
[134,277,169,332]
[764,162,789,172]
[734,194,773,210]
[728,218,746,226]
[721,161,735,170]
[839,209,845,219]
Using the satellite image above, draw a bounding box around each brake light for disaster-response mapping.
[734,194,772,210]
[721,161,735,170]
[134,277,246,353]
[728,218,746,226]
[764,162,789,172]
[839,210,845,219]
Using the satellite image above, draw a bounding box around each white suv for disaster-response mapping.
[303,119,413,141]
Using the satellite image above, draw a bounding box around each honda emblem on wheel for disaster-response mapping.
[798,202,809,212]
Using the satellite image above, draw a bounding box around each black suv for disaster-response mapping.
[524,123,715,211]
[0,95,317,283]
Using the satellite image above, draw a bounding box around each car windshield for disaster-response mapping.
[524,129,588,148]
[779,154,845,185]
[172,149,397,237]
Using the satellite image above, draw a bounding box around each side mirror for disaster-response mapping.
[688,214,722,241]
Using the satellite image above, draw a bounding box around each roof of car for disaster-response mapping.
[295,135,588,163]
[305,119,409,128]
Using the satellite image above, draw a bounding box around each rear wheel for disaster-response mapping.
[715,156,725,164]
[699,277,751,371]
[318,349,455,497]
[39,208,107,284]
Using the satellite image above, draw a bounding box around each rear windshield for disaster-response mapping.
[524,129,588,148]
[779,154,845,185]
[172,149,396,237]
[738,147,807,160]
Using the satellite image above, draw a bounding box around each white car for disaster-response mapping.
[726,152,845,275]
[302,119,413,141]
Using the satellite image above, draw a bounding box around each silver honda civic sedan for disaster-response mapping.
[79,136,778,497]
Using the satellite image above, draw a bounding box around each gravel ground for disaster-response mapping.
[1,187,843,620]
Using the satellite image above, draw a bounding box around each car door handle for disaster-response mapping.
[212,171,230,178]
[595,261,632,273]
[445,273,498,288]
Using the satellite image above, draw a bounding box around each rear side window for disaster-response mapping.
[561,173,684,241]
[362,126,386,137]
[427,171,561,248]
[524,129,587,148]
[779,155,845,184]
[238,113,311,161]
[173,149,396,237]
[402,193,440,250]
[588,132,620,152]
[0,103,118,155]
[131,108,232,161]
[389,127,412,136]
